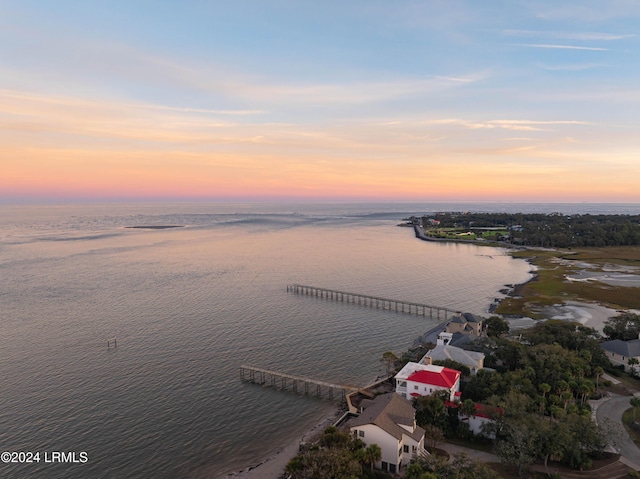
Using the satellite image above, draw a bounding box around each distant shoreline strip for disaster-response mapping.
[125,225,184,229]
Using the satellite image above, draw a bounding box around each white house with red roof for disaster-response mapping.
[394,362,461,402]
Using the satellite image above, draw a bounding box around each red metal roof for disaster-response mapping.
[406,367,460,388]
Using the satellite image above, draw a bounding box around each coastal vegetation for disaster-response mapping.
[285,424,495,479]
[285,426,384,479]
[419,212,640,248]
[409,320,614,477]
[287,316,625,478]
[497,247,640,316]
[411,211,640,315]
[404,452,495,479]
[602,312,640,341]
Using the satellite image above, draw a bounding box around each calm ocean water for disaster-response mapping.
[0,202,635,478]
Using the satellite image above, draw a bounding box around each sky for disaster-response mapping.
[1,0,639,203]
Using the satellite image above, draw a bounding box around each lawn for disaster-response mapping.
[622,406,640,449]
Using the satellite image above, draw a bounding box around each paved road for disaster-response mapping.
[595,393,640,469]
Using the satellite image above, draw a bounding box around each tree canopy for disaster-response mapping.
[422,212,640,248]
[454,318,614,473]
[406,452,494,479]
[603,312,640,341]
[286,426,386,479]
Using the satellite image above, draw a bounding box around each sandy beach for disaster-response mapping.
[221,410,343,479]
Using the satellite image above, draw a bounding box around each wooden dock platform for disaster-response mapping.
[286,283,457,321]
[240,365,357,400]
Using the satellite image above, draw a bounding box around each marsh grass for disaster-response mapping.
[497,247,640,317]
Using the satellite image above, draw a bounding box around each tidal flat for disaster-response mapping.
[497,246,640,318]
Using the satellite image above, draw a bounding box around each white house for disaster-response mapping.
[395,362,461,402]
[456,403,502,438]
[347,393,426,474]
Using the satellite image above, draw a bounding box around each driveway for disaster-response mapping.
[594,393,640,469]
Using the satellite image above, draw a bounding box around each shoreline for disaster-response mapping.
[413,225,482,245]
[225,233,633,479]
[220,407,344,479]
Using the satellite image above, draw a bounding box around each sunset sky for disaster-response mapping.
[1,1,639,203]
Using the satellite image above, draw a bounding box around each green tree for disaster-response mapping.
[561,414,609,470]
[550,405,565,419]
[462,368,506,402]
[414,392,449,431]
[535,417,571,475]
[495,419,538,477]
[494,337,525,371]
[539,383,551,414]
[285,447,361,479]
[423,424,445,450]
[409,452,493,479]
[522,320,607,368]
[561,390,574,411]
[380,351,399,376]
[319,426,350,449]
[594,366,604,390]
[577,379,595,405]
[631,397,640,420]
[447,452,496,479]
[485,315,509,337]
[362,444,381,471]
[404,462,438,479]
[460,399,476,418]
[603,312,640,341]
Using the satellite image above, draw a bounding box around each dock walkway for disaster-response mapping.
[286,283,457,321]
[240,365,357,400]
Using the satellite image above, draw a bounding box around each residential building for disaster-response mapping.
[395,362,461,401]
[446,401,502,439]
[445,312,483,336]
[346,393,426,474]
[420,339,485,375]
[601,339,640,373]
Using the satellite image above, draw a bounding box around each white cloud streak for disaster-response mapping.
[539,63,604,71]
[517,44,608,51]
[503,30,634,41]
[425,118,591,131]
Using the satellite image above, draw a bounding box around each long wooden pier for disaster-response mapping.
[240,365,357,400]
[286,284,457,321]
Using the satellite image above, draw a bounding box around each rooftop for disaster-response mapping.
[407,368,460,388]
[423,344,485,367]
[601,338,640,358]
[346,393,425,442]
[395,362,461,388]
